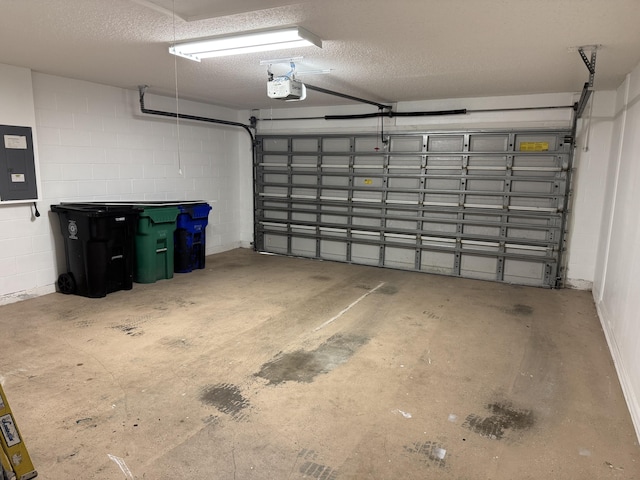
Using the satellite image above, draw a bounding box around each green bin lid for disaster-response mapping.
[139,206,180,223]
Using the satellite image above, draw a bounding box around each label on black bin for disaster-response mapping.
[115,217,125,222]
[68,220,78,240]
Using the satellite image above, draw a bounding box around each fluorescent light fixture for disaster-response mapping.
[169,26,322,61]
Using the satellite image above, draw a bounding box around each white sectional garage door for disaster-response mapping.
[254,130,574,287]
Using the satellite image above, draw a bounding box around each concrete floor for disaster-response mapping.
[0,248,638,479]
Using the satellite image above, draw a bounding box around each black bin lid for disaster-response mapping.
[51,203,143,217]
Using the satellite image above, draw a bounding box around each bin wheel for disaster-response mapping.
[58,273,76,294]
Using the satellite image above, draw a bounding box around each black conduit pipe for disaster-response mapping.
[138,85,260,251]
[138,85,255,143]
[324,108,467,120]
[303,83,391,110]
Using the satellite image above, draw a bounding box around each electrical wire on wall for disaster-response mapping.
[374,107,387,152]
[171,0,183,176]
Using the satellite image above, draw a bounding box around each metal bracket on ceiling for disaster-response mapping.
[574,45,600,118]
[578,45,599,87]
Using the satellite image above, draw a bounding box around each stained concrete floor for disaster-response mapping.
[0,248,638,479]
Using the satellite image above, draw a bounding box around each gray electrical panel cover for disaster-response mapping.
[0,124,38,202]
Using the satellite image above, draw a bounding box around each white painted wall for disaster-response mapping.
[0,64,48,303]
[0,66,252,305]
[0,63,41,204]
[593,60,640,441]
[253,92,609,289]
[567,91,616,288]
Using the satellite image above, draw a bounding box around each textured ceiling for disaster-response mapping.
[0,0,639,109]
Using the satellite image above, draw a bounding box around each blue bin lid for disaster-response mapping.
[178,203,212,218]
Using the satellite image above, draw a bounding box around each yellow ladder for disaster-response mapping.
[0,385,37,480]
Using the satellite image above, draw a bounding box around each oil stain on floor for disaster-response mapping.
[462,402,534,440]
[256,334,369,385]
[504,304,534,316]
[200,383,250,421]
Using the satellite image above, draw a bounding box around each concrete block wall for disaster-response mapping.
[0,67,252,305]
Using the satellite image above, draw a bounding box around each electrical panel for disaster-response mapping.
[0,124,38,202]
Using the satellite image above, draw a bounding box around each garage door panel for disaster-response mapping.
[355,137,380,151]
[292,155,316,166]
[351,243,379,265]
[290,236,316,257]
[322,155,350,167]
[509,196,556,208]
[468,155,508,170]
[264,233,288,253]
[421,250,456,275]
[263,185,288,196]
[292,138,318,151]
[384,246,415,269]
[321,189,348,200]
[467,179,505,191]
[262,154,287,164]
[460,254,498,280]
[264,209,288,221]
[263,138,288,151]
[320,240,347,261]
[469,134,509,151]
[511,179,555,193]
[465,194,503,206]
[390,136,423,152]
[389,177,420,189]
[323,138,351,151]
[291,174,316,185]
[291,187,317,197]
[352,216,380,227]
[263,173,288,184]
[463,225,501,237]
[388,192,421,203]
[504,260,546,285]
[353,190,382,202]
[428,135,464,151]
[426,178,460,190]
[322,175,349,187]
[422,221,457,234]
[256,130,572,287]
[425,193,460,205]
[291,211,316,223]
[513,155,559,169]
[389,155,422,169]
[507,227,548,241]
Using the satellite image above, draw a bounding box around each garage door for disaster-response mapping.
[254,130,573,287]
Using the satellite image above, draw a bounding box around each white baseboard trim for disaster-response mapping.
[566,278,594,290]
[1,245,254,306]
[596,299,640,444]
[205,242,244,255]
[0,284,56,306]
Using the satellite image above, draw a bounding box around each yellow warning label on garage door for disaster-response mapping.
[520,142,549,151]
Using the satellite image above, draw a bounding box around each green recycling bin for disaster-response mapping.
[134,206,180,283]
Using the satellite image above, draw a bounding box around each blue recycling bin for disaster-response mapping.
[175,203,212,273]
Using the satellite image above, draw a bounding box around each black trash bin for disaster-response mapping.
[51,204,140,298]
